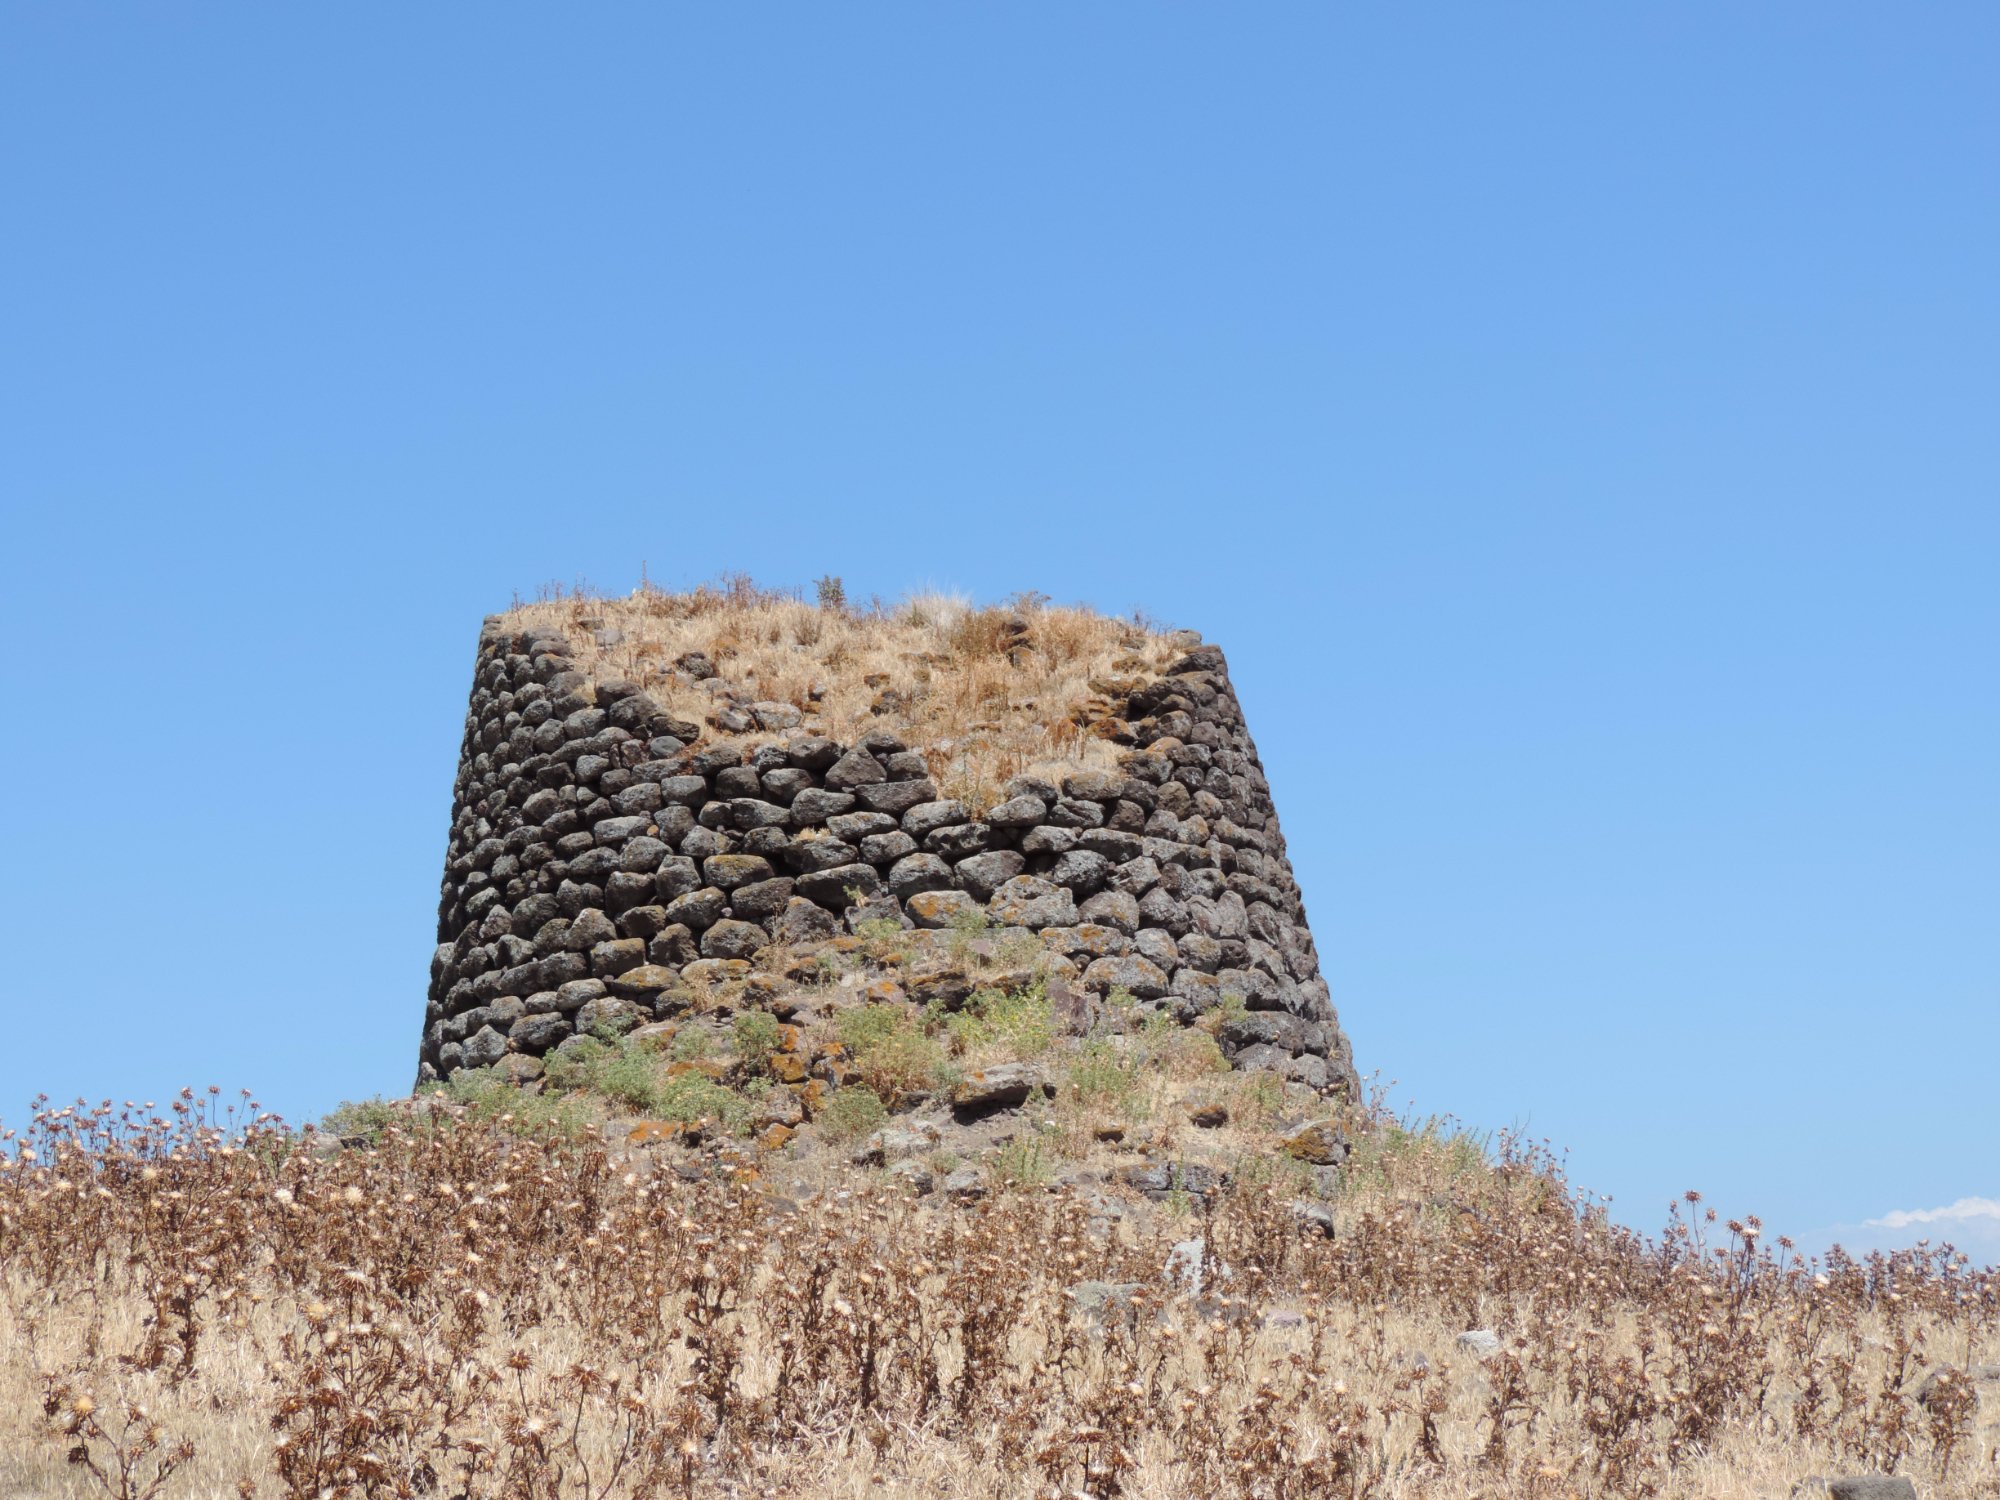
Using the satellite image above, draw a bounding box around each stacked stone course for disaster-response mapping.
[422,613,1357,1098]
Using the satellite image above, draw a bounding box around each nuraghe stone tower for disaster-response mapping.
[422,590,1356,1102]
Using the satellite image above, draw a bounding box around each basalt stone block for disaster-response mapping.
[462,1025,508,1069]
[823,747,886,790]
[788,787,855,826]
[987,875,1077,929]
[605,871,657,913]
[729,876,795,918]
[860,830,918,864]
[854,779,938,816]
[1077,889,1140,935]
[701,919,766,960]
[924,822,993,859]
[714,765,761,798]
[565,909,618,952]
[986,794,1046,827]
[647,924,699,967]
[760,767,813,804]
[1080,954,1169,999]
[616,905,671,941]
[771,896,840,943]
[740,826,792,859]
[902,800,969,839]
[680,826,732,860]
[1047,849,1112,897]
[509,1012,571,1053]
[654,857,701,903]
[618,836,672,874]
[786,837,862,873]
[1020,825,1077,856]
[1047,798,1106,828]
[888,853,955,899]
[906,888,980,928]
[827,811,897,841]
[703,853,775,890]
[795,863,882,909]
[664,887,727,931]
[590,938,646,978]
[954,850,1025,902]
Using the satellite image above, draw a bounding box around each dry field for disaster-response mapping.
[500,578,1188,807]
[2,1087,1994,1500]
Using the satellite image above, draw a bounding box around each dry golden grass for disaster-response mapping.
[3,1090,1995,1500]
[499,577,1188,807]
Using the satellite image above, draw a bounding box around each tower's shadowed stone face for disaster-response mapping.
[422,607,1355,1100]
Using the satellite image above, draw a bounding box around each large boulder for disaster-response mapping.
[987,875,1077,928]
[950,1063,1053,1116]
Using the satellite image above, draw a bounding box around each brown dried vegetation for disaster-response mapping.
[3,1089,1996,1499]
[501,577,1185,807]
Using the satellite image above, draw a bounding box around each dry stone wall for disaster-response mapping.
[422,616,1357,1098]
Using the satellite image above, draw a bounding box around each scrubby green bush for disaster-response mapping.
[542,1036,679,1115]
[1065,1040,1142,1110]
[732,1010,783,1073]
[653,1073,750,1133]
[439,1068,594,1139]
[939,981,1054,1060]
[319,1095,401,1145]
[991,1134,1056,1190]
[835,1004,945,1095]
[669,1027,714,1062]
[817,1086,887,1142]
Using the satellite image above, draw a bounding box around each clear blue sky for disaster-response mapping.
[4,6,1994,1258]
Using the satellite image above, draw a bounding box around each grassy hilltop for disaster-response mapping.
[4,584,1994,1498]
[3,934,1997,1498]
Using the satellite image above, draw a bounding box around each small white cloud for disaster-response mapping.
[1866,1196,2000,1231]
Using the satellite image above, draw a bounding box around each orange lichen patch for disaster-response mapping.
[767,1053,808,1085]
[499,581,1194,808]
[666,1059,728,1083]
[626,1121,678,1146]
[756,1123,796,1152]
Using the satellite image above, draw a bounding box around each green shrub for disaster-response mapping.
[732,1010,783,1072]
[588,1009,642,1043]
[1232,1150,1315,1197]
[941,981,1054,1060]
[1065,1041,1141,1108]
[1231,1069,1286,1125]
[653,1073,749,1133]
[669,1027,714,1062]
[947,905,993,937]
[594,1046,672,1114]
[991,1135,1055,1190]
[836,1003,906,1053]
[441,1068,593,1140]
[320,1095,401,1145]
[542,1036,613,1092]
[818,1087,887,1142]
[946,904,994,964]
[541,1036,684,1116]
[836,1004,945,1095]
[1209,990,1250,1028]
